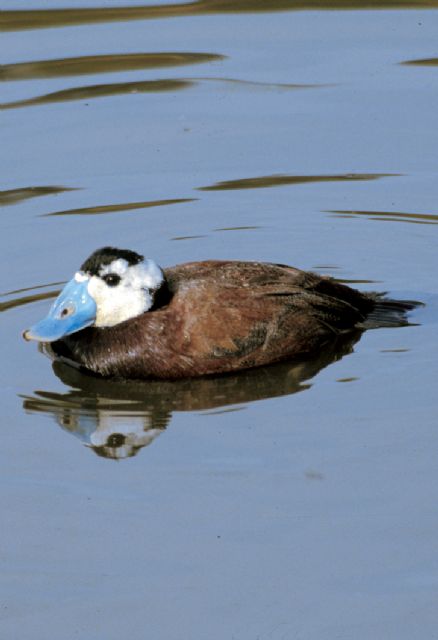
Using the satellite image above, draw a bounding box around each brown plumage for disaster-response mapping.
[49,260,417,380]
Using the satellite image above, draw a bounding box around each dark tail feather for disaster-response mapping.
[359,295,424,329]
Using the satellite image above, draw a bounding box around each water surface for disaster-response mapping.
[1,2,438,639]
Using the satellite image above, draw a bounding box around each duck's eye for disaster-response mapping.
[102,273,121,287]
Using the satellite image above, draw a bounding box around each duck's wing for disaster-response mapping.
[168,262,371,374]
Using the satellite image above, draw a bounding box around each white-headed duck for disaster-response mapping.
[24,246,418,379]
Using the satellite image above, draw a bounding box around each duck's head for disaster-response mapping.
[23,247,165,342]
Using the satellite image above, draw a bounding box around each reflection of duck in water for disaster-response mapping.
[21,333,361,459]
[24,247,419,380]
[59,405,165,460]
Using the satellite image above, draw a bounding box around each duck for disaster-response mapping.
[23,246,418,380]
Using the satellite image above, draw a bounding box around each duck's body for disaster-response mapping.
[24,248,418,380]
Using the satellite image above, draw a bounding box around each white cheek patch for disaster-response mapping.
[99,259,163,290]
[87,258,164,327]
[139,259,164,290]
[99,258,129,278]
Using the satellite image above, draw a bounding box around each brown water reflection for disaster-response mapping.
[0,79,194,111]
[0,186,76,206]
[214,225,261,231]
[171,234,207,240]
[401,57,438,66]
[0,53,224,82]
[43,198,195,217]
[1,281,65,314]
[335,278,382,284]
[1,77,312,111]
[1,279,75,312]
[199,173,397,191]
[199,77,316,90]
[3,0,438,32]
[0,289,60,313]
[21,332,362,459]
[2,282,64,297]
[329,209,438,225]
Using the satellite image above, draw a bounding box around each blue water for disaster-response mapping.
[1,4,438,638]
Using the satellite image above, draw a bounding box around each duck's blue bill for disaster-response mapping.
[23,277,97,342]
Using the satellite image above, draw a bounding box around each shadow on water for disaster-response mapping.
[198,173,398,191]
[328,209,438,225]
[0,186,76,206]
[2,1,438,32]
[0,53,225,82]
[21,331,362,460]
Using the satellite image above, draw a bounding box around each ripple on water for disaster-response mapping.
[0,288,60,314]
[401,57,438,66]
[0,79,195,110]
[328,209,438,225]
[42,198,196,217]
[0,77,316,111]
[198,172,399,191]
[0,186,76,206]
[2,1,438,32]
[0,52,226,81]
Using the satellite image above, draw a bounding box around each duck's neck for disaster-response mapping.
[150,277,172,311]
